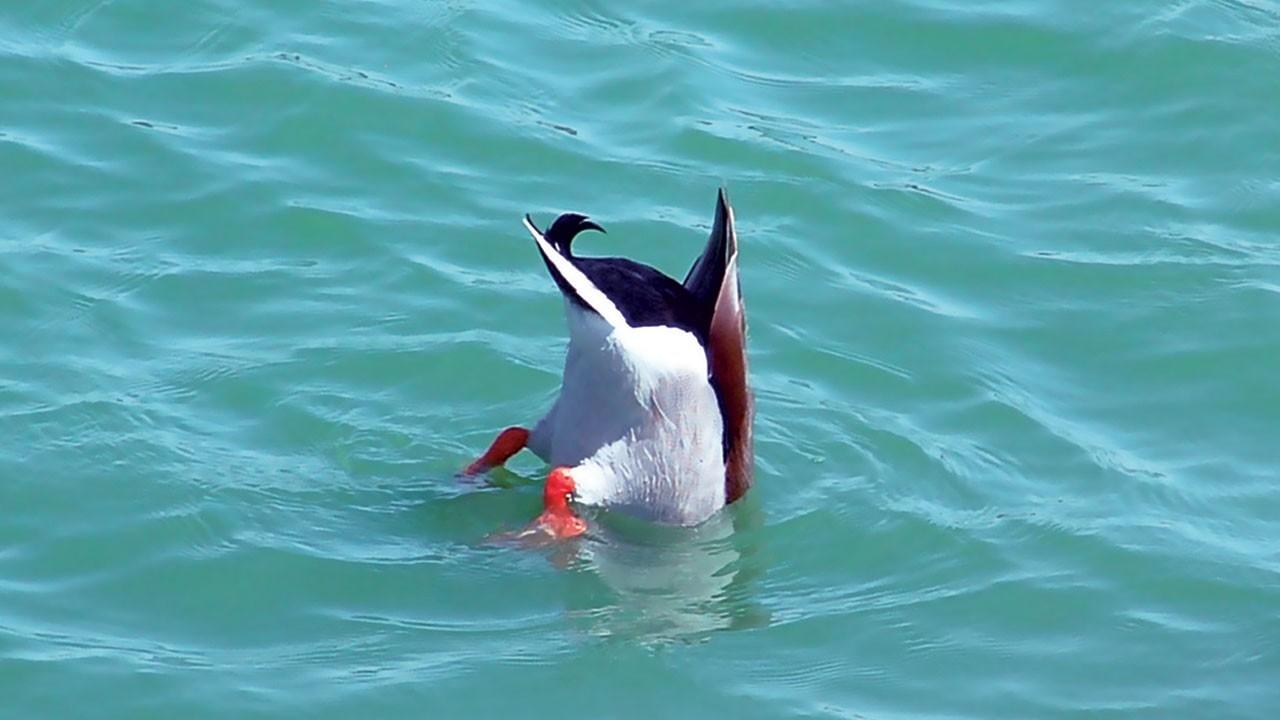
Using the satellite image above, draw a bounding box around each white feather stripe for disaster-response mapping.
[522,216,629,330]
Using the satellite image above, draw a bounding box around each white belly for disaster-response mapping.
[529,305,726,525]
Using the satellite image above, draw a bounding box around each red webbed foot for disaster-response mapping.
[522,467,587,540]
[462,427,529,476]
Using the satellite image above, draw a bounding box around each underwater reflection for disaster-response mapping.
[566,503,770,643]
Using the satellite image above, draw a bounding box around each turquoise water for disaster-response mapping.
[3,0,1279,717]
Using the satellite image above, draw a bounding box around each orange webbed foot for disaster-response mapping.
[461,427,529,476]
[513,467,587,541]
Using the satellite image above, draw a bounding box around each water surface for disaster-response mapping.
[2,1,1279,718]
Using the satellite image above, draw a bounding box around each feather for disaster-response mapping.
[542,213,605,257]
[524,214,628,329]
[685,189,753,503]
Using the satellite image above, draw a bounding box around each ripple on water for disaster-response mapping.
[3,0,1280,717]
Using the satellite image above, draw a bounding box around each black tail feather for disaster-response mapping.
[682,187,733,320]
[543,213,605,257]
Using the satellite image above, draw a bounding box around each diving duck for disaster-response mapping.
[464,189,752,538]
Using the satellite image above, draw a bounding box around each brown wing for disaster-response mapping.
[684,189,754,503]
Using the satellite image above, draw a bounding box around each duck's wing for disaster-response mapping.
[683,188,754,503]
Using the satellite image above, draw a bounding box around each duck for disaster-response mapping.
[462,188,753,539]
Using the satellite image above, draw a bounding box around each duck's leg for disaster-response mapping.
[462,427,529,475]
[485,466,587,546]
[519,467,587,540]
